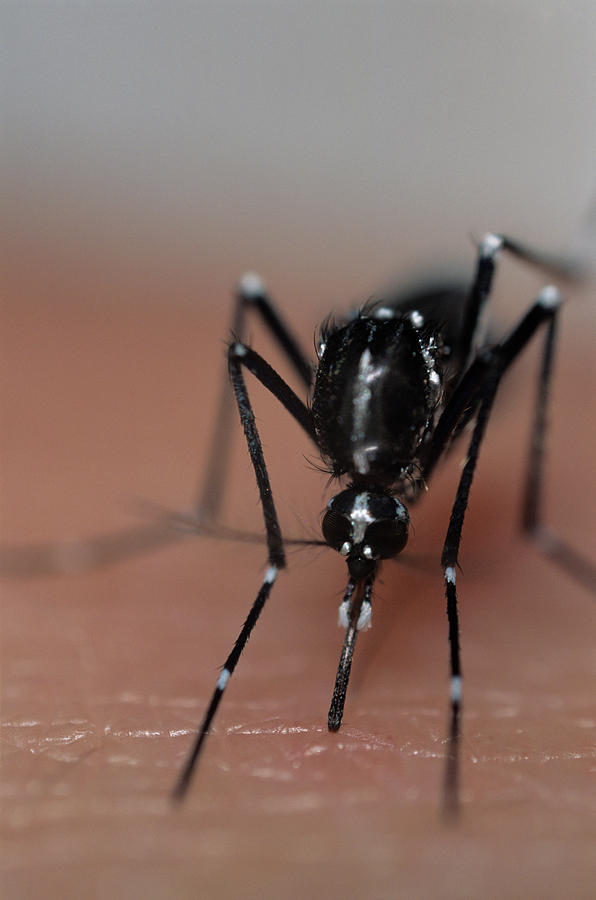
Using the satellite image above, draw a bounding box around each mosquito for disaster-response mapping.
[2,233,593,815]
[169,234,594,814]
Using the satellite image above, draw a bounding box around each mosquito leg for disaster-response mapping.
[499,235,587,282]
[458,233,504,368]
[520,296,596,592]
[440,369,501,819]
[229,343,316,443]
[1,279,313,579]
[521,301,556,538]
[438,287,574,816]
[174,343,317,799]
[458,231,586,372]
[227,342,316,567]
[173,565,279,801]
[197,274,312,522]
[328,578,373,731]
[425,287,566,483]
[442,565,462,819]
[231,273,313,388]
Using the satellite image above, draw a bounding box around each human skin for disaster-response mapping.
[1,258,595,899]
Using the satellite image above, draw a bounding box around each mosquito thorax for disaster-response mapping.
[322,488,409,579]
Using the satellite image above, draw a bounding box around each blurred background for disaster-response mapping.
[4,1,596,296]
[2,4,595,899]
[3,0,595,537]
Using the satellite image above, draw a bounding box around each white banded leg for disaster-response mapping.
[173,565,279,801]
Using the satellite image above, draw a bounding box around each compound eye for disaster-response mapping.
[364,518,409,559]
[322,509,352,552]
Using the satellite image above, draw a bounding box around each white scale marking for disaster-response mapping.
[481,233,504,258]
[353,448,370,474]
[352,348,384,474]
[538,285,562,309]
[264,565,278,584]
[373,306,394,319]
[450,675,462,703]
[239,272,265,298]
[338,599,372,631]
[216,568,277,693]
[350,493,374,543]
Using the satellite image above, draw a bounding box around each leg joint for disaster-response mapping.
[237,272,266,301]
[537,285,562,310]
[229,341,248,359]
[480,233,504,259]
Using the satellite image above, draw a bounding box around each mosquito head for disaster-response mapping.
[322,488,409,579]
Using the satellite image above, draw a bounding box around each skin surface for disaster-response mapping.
[1,252,595,900]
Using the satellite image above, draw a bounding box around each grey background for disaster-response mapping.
[4,1,596,309]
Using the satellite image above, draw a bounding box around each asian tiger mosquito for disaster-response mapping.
[1,233,593,815]
[170,233,595,814]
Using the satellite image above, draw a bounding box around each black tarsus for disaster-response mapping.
[439,285,569,816]
[173,568,277,802]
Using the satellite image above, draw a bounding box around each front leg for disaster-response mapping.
[196,275,312,523]
[226,341,315,566]
[174,342,316,800]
